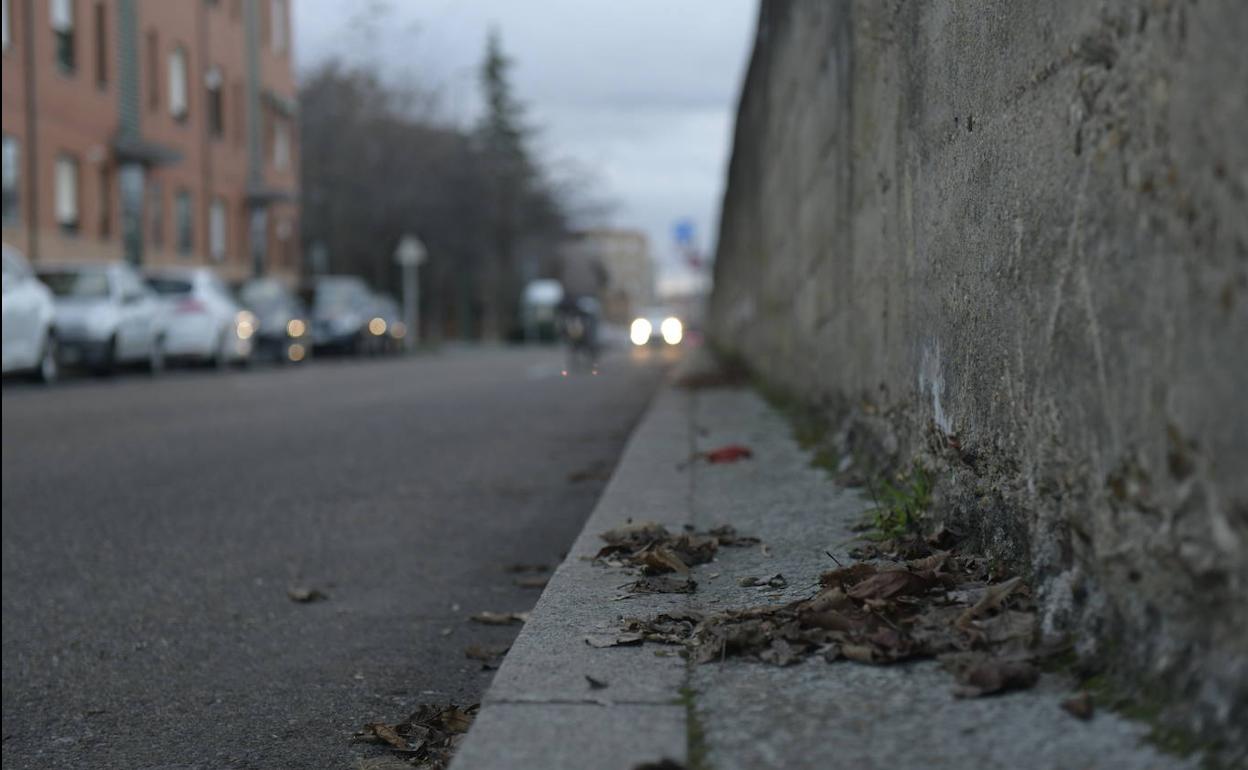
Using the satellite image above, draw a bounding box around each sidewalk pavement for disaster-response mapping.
[449,356,1195,770]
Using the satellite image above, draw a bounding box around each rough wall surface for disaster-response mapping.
[710,0,1247,751]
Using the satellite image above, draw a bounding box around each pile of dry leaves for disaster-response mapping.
[354,704,478,768]
[592,521,759,594]
[622,546,1043,697]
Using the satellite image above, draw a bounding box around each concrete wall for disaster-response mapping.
[710,0,1246,750]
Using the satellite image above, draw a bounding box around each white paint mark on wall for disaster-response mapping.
[918,341,953,435]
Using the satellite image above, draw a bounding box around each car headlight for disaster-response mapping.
[235,311,257,340]
[630,318,652,346]
[286,318,307,338]
[660,317,683,345]
[368,317,387,336]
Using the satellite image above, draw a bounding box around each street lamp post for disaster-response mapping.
[394,235,427,352]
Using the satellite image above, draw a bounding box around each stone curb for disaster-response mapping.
[449,384,695,770]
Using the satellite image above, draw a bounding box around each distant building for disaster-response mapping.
[1,0,300,282]
[559,228,654,324]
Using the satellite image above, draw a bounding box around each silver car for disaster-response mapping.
[1,244,59,383]
[37,262,168,375]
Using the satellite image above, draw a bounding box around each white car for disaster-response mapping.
[146,267,253,367]
[629,306,684,347]
[37,262,168,374]
[1,244,59,382]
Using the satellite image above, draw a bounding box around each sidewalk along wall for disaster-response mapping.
[710,0,1246,751]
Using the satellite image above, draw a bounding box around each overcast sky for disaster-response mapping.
[293,0,757,294]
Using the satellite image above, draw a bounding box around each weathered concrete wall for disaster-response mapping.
[710,0,1247,751]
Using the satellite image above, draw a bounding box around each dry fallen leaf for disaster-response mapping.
[360,722,409,750]
[585,633,645,648]
[464,644,510,662]
[846,569,935,601]
[469,611,529,626]
[629,575,697,594]
[502,563,550,574]
[951,656,1039,697]
[957,576,1024,628]
[513,576,550,589]
[704,444,753,463]
[1062,691,1095,720]
[287,587,328,603]
[640,546,690,575]
[738,574,788,588]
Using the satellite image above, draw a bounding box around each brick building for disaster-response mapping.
[1,0,299,282]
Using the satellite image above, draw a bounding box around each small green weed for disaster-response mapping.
[865,465,932,539]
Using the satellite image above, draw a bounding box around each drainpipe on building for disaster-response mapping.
[116,0,144,266]
[244,0,266,278]
[22,0,39,260]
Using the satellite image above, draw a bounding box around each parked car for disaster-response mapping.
[302,275,376,355]
[1,244,59,383]
[366,292,406,355]
[236,277,310,363]
[145,267,253,367]
[36,262,167,374]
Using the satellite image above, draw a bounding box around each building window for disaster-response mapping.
[146,29,159,111]
[174,190,192,256]
[270,0,287,54]
[1,135,18,226]
[98,164,111,238]
[51,0,75,74]
[2,0,12,53]
[231,80,244,147]
[148,183,163,248]
[169,46,188,121]
[209,199,227,261]
[93,1,106,88]
[273,118,290,171]
[205,66,223,139]
[55,154,80,235]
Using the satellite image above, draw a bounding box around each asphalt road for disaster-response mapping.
[1,346,670,769]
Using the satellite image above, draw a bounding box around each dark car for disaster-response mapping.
[365,292,406,355]
[237,277,310,363]
[301,275,376,355]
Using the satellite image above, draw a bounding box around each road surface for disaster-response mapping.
[1,346,669,769]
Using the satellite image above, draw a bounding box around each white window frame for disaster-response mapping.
[54,154,79,230]
[168,46,188,119]
[209,198,226,261]
[50,0,73,32]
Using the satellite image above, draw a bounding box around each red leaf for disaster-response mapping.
[704,445,753,463]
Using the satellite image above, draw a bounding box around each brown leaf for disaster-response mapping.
[584,633,645,648]
[513,575,550,589]
[846,569,935,601]
[738,574,787,588]
[360,722,409,750]
[952,657,1038,697]
[640,546,689,575]
[287,586,328,603]
[629,575,697,594]
[600,521,670,548]
[956,577,1024,628]
[470,611,529,626]
[819,562,878,588]
[1062,691,1095,720]
[501,563,550,574]
[464,644,510,661]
